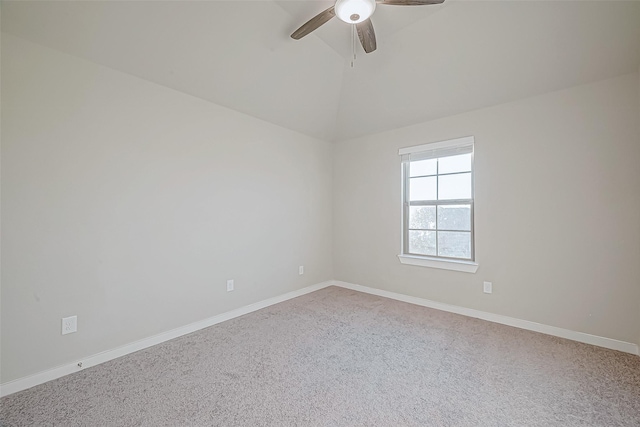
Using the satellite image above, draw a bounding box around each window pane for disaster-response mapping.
[410,159,437,177]
[437,205,471,231]
[439,153,471,174]
[438,231,471,259]
[409,231,436,256]
[438,173,471,200]
[410,176,437,201]
[410,206,436,230]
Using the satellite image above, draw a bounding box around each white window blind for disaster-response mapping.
[399,136,474,162]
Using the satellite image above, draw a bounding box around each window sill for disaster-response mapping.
[397,254,479,273]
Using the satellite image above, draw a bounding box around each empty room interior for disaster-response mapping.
[1,0,640,425]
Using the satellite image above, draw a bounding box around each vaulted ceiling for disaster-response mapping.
[3,1,640,141]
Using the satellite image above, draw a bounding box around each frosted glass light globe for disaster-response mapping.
[335,0,376,24]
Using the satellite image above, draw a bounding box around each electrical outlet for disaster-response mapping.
[483,281,493,294]
[226,279,234,292]
[62,315,77,335]
[299,266,304,275]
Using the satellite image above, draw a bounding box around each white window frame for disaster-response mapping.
[398,136,478,273]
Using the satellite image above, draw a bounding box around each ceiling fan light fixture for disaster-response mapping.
[335,0,376,24]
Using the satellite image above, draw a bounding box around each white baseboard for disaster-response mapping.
[331,280,639,356]
[3,279,637,397]
[0,281,333,398]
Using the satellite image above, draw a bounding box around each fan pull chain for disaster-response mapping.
[351,24,357,68]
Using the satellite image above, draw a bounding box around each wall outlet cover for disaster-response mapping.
[483,281,493,294]
[62,315,77,335]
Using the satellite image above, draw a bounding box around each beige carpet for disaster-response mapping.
[1,286,639,426]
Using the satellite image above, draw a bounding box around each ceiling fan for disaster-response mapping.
[291,0,445,54]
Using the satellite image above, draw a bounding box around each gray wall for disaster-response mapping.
[1,34,334,383]
[3,32,640,386]
[333,73,640,346]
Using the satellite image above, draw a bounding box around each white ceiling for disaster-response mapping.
[3,1,640,141]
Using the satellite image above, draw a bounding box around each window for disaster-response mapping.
[398,136,478,273]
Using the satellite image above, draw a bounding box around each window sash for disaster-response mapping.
[403,201,475,261]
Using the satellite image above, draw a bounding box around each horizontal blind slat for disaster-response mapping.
[399,136,474,162]
[409,144,473,162]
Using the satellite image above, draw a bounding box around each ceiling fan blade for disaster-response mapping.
[356,19,377,54]
[377,0,444,5]
[291,6,336,40]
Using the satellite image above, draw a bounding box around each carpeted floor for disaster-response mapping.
[1,286,639,426]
